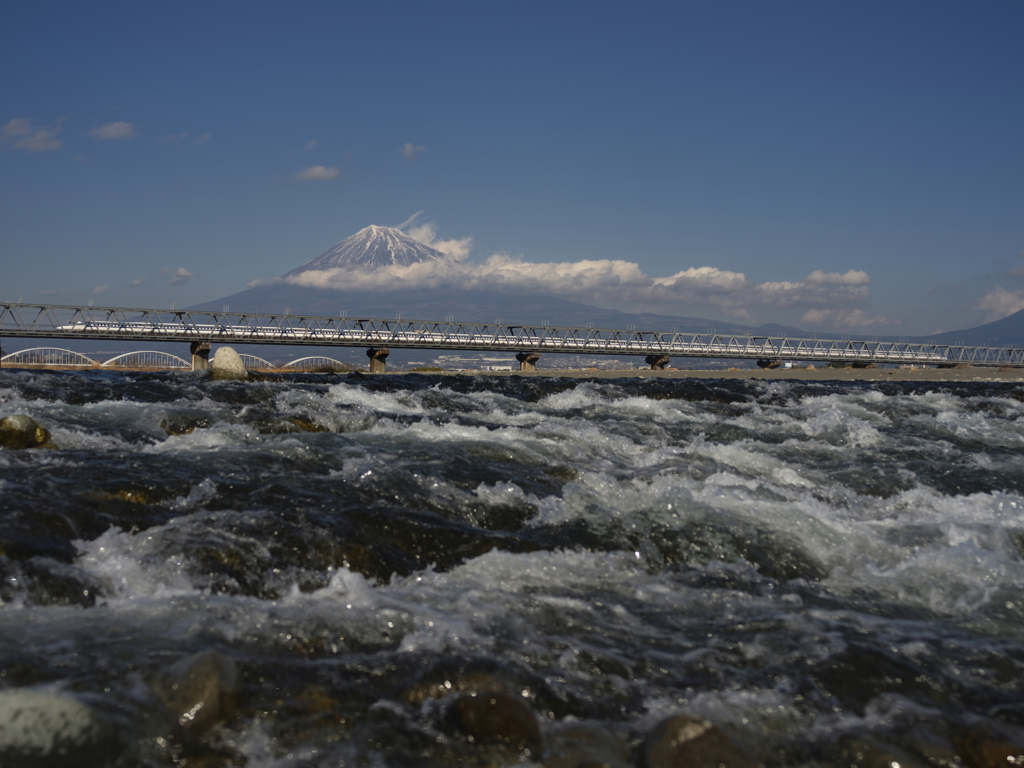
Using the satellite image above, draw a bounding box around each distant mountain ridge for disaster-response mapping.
[283,225,444,276]
[926,307,1024,347]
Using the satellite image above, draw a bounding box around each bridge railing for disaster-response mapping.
[2,302,1023,367]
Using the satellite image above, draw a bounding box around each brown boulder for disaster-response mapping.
[954,731,1024,768]
[545,723,631,768]
[0,415,56,449]
[154,650,239,734]
[452,691,540,752]
[644,715,761,768]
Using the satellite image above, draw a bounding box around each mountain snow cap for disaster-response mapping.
[284,225,446,276]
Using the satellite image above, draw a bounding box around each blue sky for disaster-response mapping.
[2,1,1022,335]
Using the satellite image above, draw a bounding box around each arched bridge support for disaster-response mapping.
[367,347,390,373]
[645,354,670,371]
[516,352,540,371]
[190,341,211,371]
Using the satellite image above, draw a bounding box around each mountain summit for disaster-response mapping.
[284,225,445,276]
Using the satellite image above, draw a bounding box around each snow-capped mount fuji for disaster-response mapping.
[284,225,445,276]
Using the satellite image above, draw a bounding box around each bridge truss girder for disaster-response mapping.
[2,302,1023,368]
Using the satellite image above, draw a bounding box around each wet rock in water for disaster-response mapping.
[209,347,249,381]
[0,415,55,450]
[452,691,540,752]
[154,650,239,733]
[953,730,1024,768]
[159,412,216,435]
[903,724,962,768]
[288,416,329,433]
[403,670,506,705]
[0,689,122,768]
[544,723,631,768]
[644,715,761,768]
[833,735,932,768]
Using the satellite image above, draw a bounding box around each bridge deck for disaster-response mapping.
[2,303,1023,367]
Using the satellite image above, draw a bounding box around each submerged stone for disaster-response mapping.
[154,650,239,733]
[0,415,55,450]
[833,735,932,768]
[159,412,216,435]
[903,724,962,768]
[954,730,1024,768]
[644,715,761,768]
[452,691,540,751]
[544,723,631,768]
[288,416,329,432]
[404,671,506,706]
[0,690,121,768]
[209,347,249,381]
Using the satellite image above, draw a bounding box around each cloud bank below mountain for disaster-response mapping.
[249,217,890,329]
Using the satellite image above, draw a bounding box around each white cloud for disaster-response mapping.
[304,138,320,151]
[804,269,871,285]
[1,118,63,152]
[401,142,425,160]
[797,308,897,329]
[1011,266,1024,279]
[248,217,882,326]
[193,133,210,145]
[280,250,875,323]
[91,286,108,296]
[294,165,339,181]
[161,267,195,285]
[89,121,136,140]
[128,278,144,288]
[974,287,1024,322]
[404,222,473,261]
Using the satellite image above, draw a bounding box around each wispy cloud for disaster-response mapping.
[91,286,108,296]
[304,138,320,151]
[89,121,136,140]
[193,133,210,145]
[246,217,886,329]
[294,165,339,181]
[278,252,878,326]
[1,118,63,152]
[400,142,425,160]
[36,289,57,296]
[1008,253,1024,279]
[161,267,195,285]
[128,278,145,288]
[397,213,472,261]
[797,308,897,329]
[974,287,1024,322]
[160,132,189,148]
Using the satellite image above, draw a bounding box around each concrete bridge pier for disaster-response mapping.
[367,347,390,373]
[645,354,670,371]
[516,351,540,371]
[190,341,211,371]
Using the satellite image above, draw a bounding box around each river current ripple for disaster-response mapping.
[1,369,1023,766]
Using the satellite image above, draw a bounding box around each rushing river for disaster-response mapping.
[1,369,1023,767]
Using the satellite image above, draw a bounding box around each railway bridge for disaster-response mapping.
[2,302,1023,372]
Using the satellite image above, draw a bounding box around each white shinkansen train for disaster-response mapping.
[52,318,953,363]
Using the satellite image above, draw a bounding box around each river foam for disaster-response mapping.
[1,369,1023,765]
